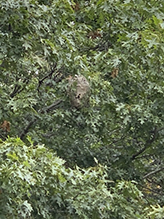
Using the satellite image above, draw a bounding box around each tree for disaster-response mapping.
[1,0,164,218]
[0,137,148,219]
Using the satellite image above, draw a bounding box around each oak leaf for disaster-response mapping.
[111,68,119,78]
[0,120,10,132]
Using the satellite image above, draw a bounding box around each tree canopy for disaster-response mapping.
[1,0,164,218]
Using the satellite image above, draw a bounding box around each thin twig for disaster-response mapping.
[143,167,164,179]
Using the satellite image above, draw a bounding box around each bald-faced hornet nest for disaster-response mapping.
[67,75,90,108]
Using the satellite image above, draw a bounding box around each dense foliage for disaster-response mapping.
[1,0,164,218]
[0,137,147,219]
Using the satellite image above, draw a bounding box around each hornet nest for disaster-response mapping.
[67,75,90,108]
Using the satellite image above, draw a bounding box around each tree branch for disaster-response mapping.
[143,167,164,179]
[19,99,63,140]
[20,119,37,140]
[10,79,29,98]
[131,127,157,160]
[37,63,57,90]
[40,99,63,113]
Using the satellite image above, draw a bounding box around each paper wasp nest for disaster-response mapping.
[67,75,90,108]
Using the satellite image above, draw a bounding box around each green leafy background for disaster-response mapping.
[1,0,164,218]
